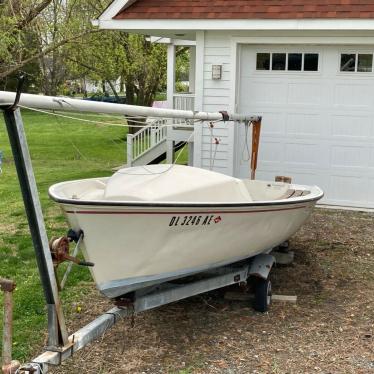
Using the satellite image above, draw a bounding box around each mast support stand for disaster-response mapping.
[1,106,69,350]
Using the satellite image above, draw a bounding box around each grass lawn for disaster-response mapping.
[0,109,187,361]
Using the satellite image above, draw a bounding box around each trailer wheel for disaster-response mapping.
[254,277,272,313]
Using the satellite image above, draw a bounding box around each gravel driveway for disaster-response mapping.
[52,208,374,374]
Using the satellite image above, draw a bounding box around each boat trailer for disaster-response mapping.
[0,86,277,373]
[28,255,275,372]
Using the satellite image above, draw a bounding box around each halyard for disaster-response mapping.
[0,111,373,373]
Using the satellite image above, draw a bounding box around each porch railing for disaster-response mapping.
[173,93,195,111]
[127,118,168,166]
[127,94,196,165]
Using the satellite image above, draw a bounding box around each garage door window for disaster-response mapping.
[272,53,286,70]
[256,52,319,72]
[304,53,319,71]
[358,54,373,72]
[288,53,302,71]
[256,53,270,70]
[340,53,373,72]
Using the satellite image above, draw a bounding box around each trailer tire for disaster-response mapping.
[254,277,272,313]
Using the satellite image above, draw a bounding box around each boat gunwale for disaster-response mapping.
[48,189,324,209]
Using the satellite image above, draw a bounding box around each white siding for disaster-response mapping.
[196,31,234,175]
[190,30,374,208]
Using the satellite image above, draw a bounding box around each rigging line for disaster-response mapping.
[211,142,219,170]
[208,122,214,170]
[241,120,251,162]
[21,103,225,126]
[20,105,129,127]
[52,107,132,158]
[207,119,227,170]
[118,130,195,176]
[19,105,202,129]
[107,136,127,153]
[32,98,203,123]
[50,110,188,122]
[51,110,148,120]
[53,109,89,161]
[139,130,194,175]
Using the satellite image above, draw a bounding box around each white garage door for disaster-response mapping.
[237,44,374,209]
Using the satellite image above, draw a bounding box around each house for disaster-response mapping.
[94,0,374,209]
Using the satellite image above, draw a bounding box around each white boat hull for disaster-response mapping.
[49,165,323,298]
[58,198,317,298]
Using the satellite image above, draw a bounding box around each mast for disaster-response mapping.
[0,91,260,123]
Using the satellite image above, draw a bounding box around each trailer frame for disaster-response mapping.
[29,255,274,372]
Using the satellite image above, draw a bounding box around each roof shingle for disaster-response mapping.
[114,0,374,20]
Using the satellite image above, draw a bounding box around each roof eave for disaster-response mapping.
[94,18,374,31]
[98,0,138,21]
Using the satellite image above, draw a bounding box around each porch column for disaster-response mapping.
[167,43,176,109]
[166,139,175,164]
[189,46,196,94]
[188,142,194,166]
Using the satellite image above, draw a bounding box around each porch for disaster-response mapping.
[127,40,196,167]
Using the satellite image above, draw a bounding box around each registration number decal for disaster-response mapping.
[169,215,222,227]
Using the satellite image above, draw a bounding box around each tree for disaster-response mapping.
[0,1,51,88]
[67,31,167,133]
[67,31,167,107]
[175,46,190,92]
[0,0,99,86]
[121,34,166,108]
[1,0,169,133]
[36,0,67,95]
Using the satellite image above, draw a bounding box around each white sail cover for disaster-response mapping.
[104,165,252,202]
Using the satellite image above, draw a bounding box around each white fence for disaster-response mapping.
[127,119,168,165]
[173,93,195,111]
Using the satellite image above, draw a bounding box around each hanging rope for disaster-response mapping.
[211,137,220,170]
[207,121,221,170]
[241,119,252,162]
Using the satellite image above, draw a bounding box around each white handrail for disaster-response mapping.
[127,118,168,166]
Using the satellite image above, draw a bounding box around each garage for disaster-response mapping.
[236,44,374,209]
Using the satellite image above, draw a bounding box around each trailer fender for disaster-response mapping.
[248,254,275,280]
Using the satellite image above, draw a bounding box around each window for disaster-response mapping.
[358,54,373,72]
[272,53,286,70]
[340,54,356,72]
[304,54,319,71]
[256,52,319,72]
[256,53,270,70]
[340,53,373,72]
[288,53,302,71]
